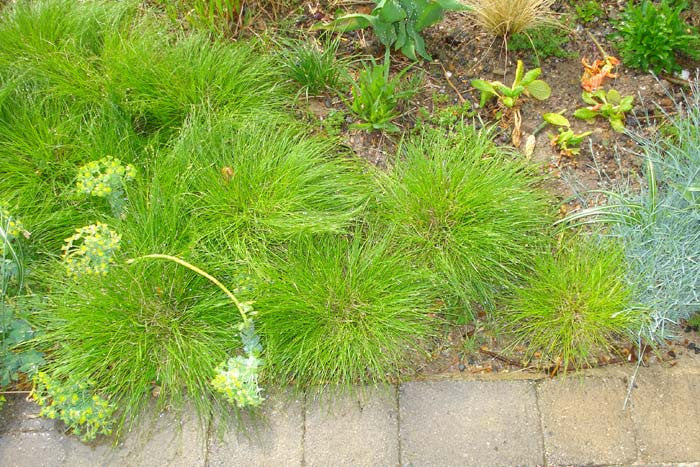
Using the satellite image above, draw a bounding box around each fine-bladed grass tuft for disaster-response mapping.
[189,114,372,260]
[256,232,441,386]
[376,124,554,315]
[502,236,642,371]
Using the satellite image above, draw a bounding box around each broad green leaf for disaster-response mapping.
[410,27,431,60]
[543,113,570,127]
[374,20,398,46]
[609,117,625,132]
[377,0,407,23]
[521,68,541,86]
[607,88,621,104]
[525,80,551,100]
[436,0,471,10]
[312,14,374,31]
[416,3,445,30]
[619,96,634,112]
[581,92,598,105]
[574,108,599,120]
[471,79,496,94]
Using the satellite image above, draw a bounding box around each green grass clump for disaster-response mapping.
[376,124,554,314]
[190,115,371,257]
[279,36,348,96]
[37,157,237,429]
[256,233,440,385]
[564,82,700,341]
[503,237,642,370]
[0,0,289,253]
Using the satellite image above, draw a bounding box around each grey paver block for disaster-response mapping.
[0,431,68,467]
[208,390,304,467]
[630,371,700,463]
[116,406,207,467]
[304,386,399,467]
[399,380,543,467]
[537,376,637,466]
[0,395,57,434]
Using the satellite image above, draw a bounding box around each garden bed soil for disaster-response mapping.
[285,0,700,379]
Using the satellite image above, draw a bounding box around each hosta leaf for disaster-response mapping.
[416,3,445,30]
[312,14,374,32]
[374,20,398,46]
[377,0,407,23]
[436,0,471,10]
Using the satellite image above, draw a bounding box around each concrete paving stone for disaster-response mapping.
[399,380,543,467]
[537,376,637,466]
[629,371,700,463]
[207,389,304,467]
[0,395,58,434]
[115,405,208,467]
[0,431,68,467]
[304,385,399,467]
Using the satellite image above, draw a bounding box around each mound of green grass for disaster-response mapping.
[376,125,554,315]
[183,113,372,259]
[256,233,440,386]
[503,237,642,370]
[0,0,288,253]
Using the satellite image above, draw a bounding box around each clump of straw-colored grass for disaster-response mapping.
[466,0,556,37]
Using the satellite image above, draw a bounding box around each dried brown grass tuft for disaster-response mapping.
[466,0,556,37]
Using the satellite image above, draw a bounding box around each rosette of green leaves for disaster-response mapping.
[543,113,592,157]
[471,60,551,108]
[316,0,470,60]
[573,89,634,133]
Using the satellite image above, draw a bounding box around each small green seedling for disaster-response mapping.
[543,113,592,158]
[346,50,418,132]
[471,60,551,108]
[573,89,634,133]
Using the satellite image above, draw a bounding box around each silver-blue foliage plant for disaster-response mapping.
[566,80,700,342]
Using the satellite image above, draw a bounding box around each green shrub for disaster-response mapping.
[503,237,642,370]
[376,124,554,314]
[347,51,419,132]
[614,0,700,73]
[280,36,349,96]
[256,233,440,385]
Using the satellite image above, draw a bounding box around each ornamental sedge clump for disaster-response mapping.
[61,223,121,277]
[76,156,136,217]
[31,371,116,442]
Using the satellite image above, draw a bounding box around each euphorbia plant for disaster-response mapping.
[574,89,634,133]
